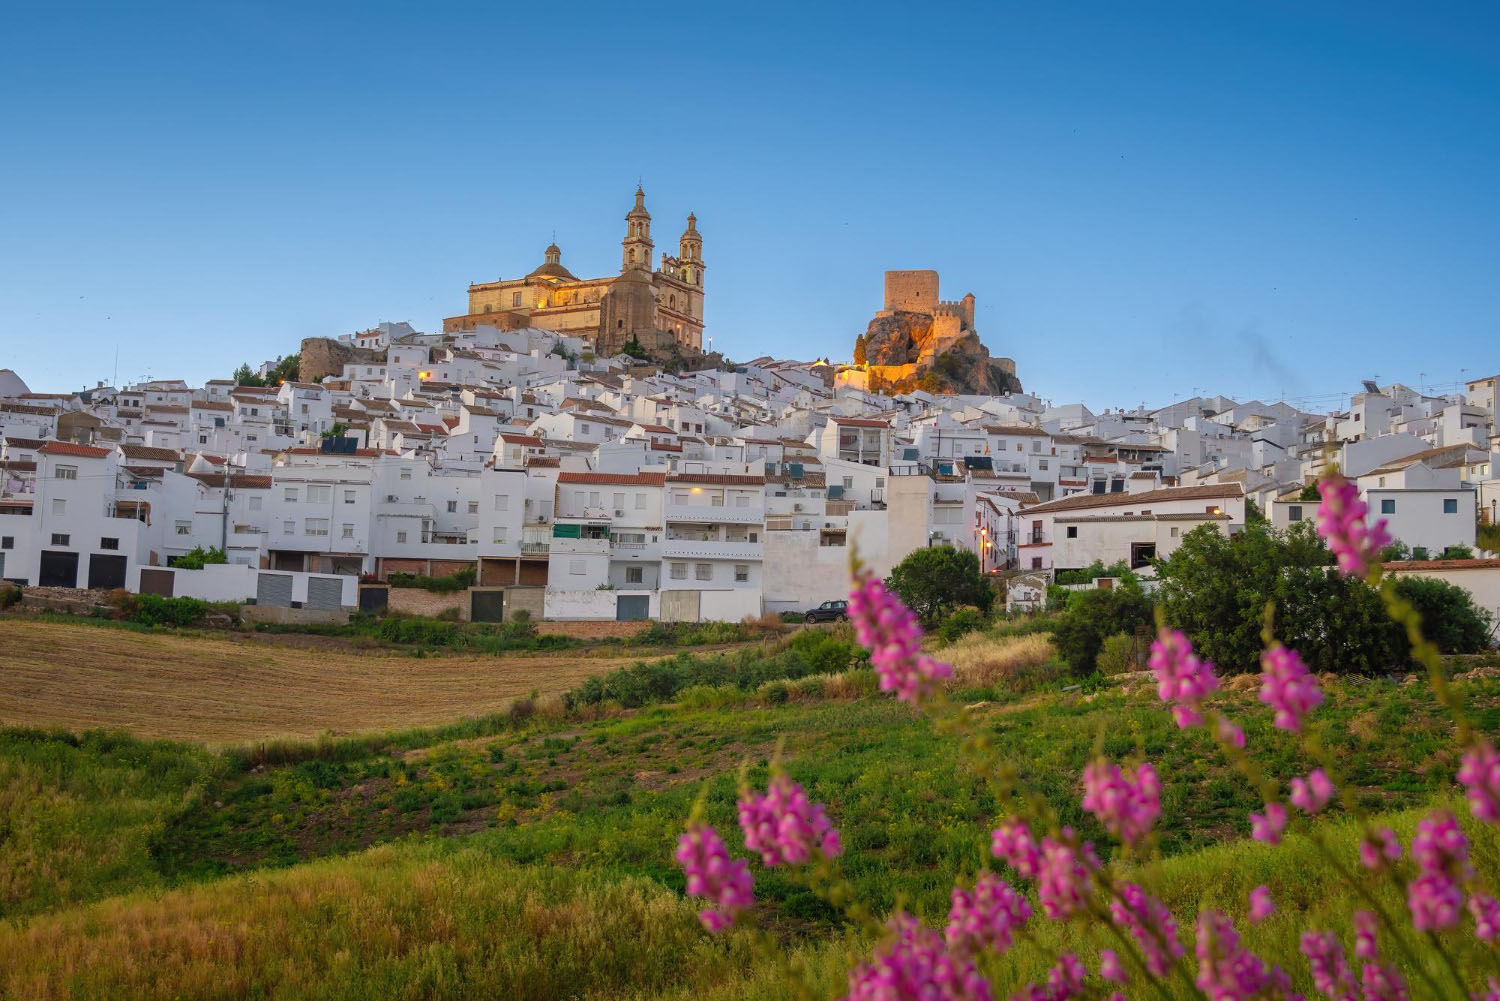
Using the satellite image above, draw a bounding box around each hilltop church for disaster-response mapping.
[444,187,705,356]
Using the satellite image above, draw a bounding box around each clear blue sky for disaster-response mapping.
[1,1,1495,410]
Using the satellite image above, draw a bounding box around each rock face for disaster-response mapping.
[299,338,385,383]
[854,311,1020,396]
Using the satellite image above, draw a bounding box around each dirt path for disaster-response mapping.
[0,620,644,745]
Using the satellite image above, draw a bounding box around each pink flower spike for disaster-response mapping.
[1197,910,1289,999]
[847,571,951,704]
[945,872,1032,958]
[1098,949,1126,984]
[1470,893,1500,943]
[1289,768,1334,814]
[1036,828,1100,921]
[1459,740,1500,826]
[1250,802,1287,844]
[845,912,993,1001]
[1353,909,1379,960]
[1110,883,1183,976]
[991,818,1042,879]
[1248,886,1275,924]
[674,824,754,933]
[1081,759,1161,846]
[1149,628,1218,729]
[1216,715,1246,749]
[1315,475,1391,578]
[1258,644,1323,732]
[1359,827,1402,870]
[737,773,842,868]
[1301,930,1358,1001]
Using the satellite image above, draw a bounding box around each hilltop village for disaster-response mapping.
[0,189,1495,622]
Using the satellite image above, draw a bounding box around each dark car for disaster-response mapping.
[804,599,848,623]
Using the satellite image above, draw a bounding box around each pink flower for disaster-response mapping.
[1352,909,1378,960]
[1483,978,1500,1001]
[844,912,992,1001]
[1289,769,1335,814]
[1109,883,1183,976]
[1259,644,1323,732]
[1149,628,1219,728]
[1250,802,1288,845]
[991,818,1042,879]
[1008,955,1088,1001]
[738,773,842,867]
[1411,810,1471,879]
[1360,962,1410,1001]
[945,872,1032,958]
[848,571,952,704]
[1098,949,1126,984]
[674,824,754,932]
[1407,872,1465,932]
[1081,759,1161,846]
[1216,715,1246,749]
[1197,910,1296,1000]
[1358,827,1402,870]
[1315,475,1391,578]
[1248,885,1275,925]
[1036,829,1100,921]
[1300,930,1358,1001]
[1470,892,1500,943]
[1459,740,1500,825]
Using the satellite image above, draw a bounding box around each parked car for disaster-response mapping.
[804,599,848,623]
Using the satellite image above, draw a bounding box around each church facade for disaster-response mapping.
[443,187,705,357]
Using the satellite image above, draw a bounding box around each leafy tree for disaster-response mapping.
[232,363,265,387]
[885,545,992,623]
[321,423,350,439]
[1055,559,1132,587]
[1379,540,1412,563]
[1439,544,1475,560]
[853,333,868,366]
[1299,482,1321,502]
[1392,575,1492,654]
[620,336,649,360]
[1051,579,1154,676]
[1245,498,1267,525]
[1156,522,1406,675]
[1479,522,1500,555]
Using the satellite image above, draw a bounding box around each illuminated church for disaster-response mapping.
[443,187,705,356]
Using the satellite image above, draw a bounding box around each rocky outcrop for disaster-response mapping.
[298,338,385,383]
[853,311,1020,396]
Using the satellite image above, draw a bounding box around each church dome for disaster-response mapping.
[526,242,578,282]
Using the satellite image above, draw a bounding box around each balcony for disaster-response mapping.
[665,503,763,524]
[662,538,762,560]
[551,536,610,555]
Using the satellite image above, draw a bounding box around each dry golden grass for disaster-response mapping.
[943,631,1056,688]
[0,620,641,745]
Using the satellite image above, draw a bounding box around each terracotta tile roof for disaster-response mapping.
[0,460,37,472]
[634,423,676,433]
[187,472,273,489]
[118,444,181,462]
[500,433,545,447]
[830,417,889,428]
[650,442,683,452]
[191,400,233,411]
[1020,482,1243,516]
[525,455,561,467]
[984,424,1049,436]
[39,440,111,459]
[557,471,667,486]
[1,436,45,449]
[667,473,765,485]
[122,465,165,479]
[1384,558,1500,571]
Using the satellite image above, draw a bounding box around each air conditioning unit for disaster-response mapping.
[386,494,398,502]
[793,503,803,512]
[614,509,625,517]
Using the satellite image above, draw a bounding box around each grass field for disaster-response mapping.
[0,619,650,744]
[2,618,1498,999]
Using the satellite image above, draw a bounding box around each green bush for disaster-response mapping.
[1096,631,1145,675]
[635,620,750,646]
[937,607,988,643]
[375,616,459,647]
[131,594,210,628]
[1393,575,1493,654]
[387,568,475,593]
[1051,583,1154,675]
[1054,560,1132,587]
[0,584,21,610]
[886,546,993,623]
[562,642,847,711]
[788,627,856,675]
[168,546,227,570]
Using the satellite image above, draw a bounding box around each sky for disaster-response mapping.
[1,1,1495,411]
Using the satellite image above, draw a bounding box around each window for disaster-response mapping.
[55,465,77,480]
[284,487,299,502]
[199,435,208,444]
[174,521,192,535]
[1038,460,1049,471]
[634,492,646,509]
[52,498,65,515]
[249,496,262,511]
[0,537,11,549]
[749,531,758,543]
[283,519,296,533]
[95,536,119,551]
[51,533,69,546]
[341,524,354,539]
[494,494,509,511]
[580,423,591,434]
[613,492,625,511]
[1380,499,1396,514]
[588,491,601,507]
[305,518,329,536]
[307,485,331,504]
[1031,557,1042,570]
[625,566,643,584]
[735,494,749,507]
[1170,527,1180,538]
[467,501,479,515]
[1066,526,1078,538]
[1443,498,1459,514]
[670,562,687,580]
[399,468,412,480]
[446,500,457,513]
[492,527,508,543]
[569,558,586,575]
[397,530,408,543]
[1288,505,1302,523]
[1032,440,1041,453]
[734,564,749,583]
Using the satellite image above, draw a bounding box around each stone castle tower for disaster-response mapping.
[445,186,706,357]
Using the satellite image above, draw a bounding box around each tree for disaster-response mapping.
[885,545,992,623]
[1299,482,1321,502]
[1439,544,1475,560]
[321,422,350,439]
[1392,575,1492,654]
[232,363,265,387]
[853,333,868,366]
[1051,579,1155,675]
[1479,522,1500,555]
[1245,498,1267,525]
[620,336,649,360]
[1379,540,1412,563]
[169,546,228,570]
[1156,522,1406,675]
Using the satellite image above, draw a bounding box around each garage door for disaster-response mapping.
[39,551,79,588]
[359,586,388,613]
[471,589,504,623]
[138,568,175,596]
[305,576,344,611]
[87,554,128,590]
[256,572,294,607]
[616,594,650,621]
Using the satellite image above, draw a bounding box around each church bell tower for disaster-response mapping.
[621,185,653,272]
